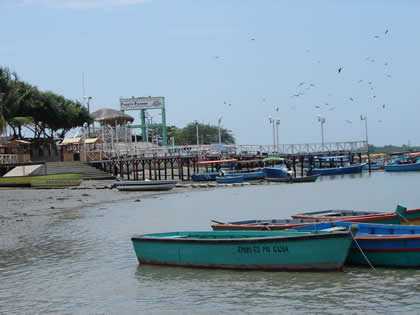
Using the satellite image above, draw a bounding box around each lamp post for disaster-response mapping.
[275,119,280,153]
[194,120,199,145]
[217,115,223,144]
[83,95,92,135]
[360,114,370,171]
[83,122,88,161]
[268,116,275,153]
[317,116,326,151]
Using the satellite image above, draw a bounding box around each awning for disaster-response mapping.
[85,138,102,144]
[60,138,82,145]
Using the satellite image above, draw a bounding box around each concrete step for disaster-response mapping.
[33,161,115,180]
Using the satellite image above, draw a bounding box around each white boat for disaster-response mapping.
[113,180,178,191]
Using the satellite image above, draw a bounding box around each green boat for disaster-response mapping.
[131,227,358,271]
[0,173,81,187]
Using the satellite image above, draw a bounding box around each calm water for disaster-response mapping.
[1,171,420,314]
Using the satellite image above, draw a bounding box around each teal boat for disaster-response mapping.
[131,228,358,271]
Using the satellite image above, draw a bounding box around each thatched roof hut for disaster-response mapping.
[90,108,134,126]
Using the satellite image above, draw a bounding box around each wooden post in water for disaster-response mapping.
[141,160,146,180]
[300,156,304,177]
[164,160,167,180]
[170,159,174,180]
[157,159,161,180]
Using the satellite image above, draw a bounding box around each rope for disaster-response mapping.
[396,211,410,223]
[350,229,377,273]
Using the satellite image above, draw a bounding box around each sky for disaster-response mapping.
[1,0,420,146]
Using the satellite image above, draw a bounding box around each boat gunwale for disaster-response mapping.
[131,231,352,243]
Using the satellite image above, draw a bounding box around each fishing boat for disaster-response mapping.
[131,227,358,271]
[215,174,244,184]
[211,205,413,231]
[292,222,420,267]
[262,157,290,178]
[113,180,178,191]
[30,179,82,188]
[266,174,319,183]
[0,173,81,187]
[291,205,420,225]
[222,170,265,180]
[384,161,420,172]
[191,159,237,181]
[306,163,366,176]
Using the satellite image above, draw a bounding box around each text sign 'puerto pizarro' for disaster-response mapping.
[120,97,165,111]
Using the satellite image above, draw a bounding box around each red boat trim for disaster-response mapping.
[356,235,420,241]
[351,247,420,252]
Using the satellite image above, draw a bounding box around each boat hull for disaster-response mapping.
[266,175,319,183]
[115,180,177,191]
[216,175,244,183]
[306,164,365,176]
[0,173,81,187]
[293,222,420,267]
[263,167,288,178]
[191,172,219,181]
[131,230,354,271]
[31,179,82,188]
[384,163,420,172]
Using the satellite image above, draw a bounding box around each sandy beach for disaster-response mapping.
[0,180,191,251]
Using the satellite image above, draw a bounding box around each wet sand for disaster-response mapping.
[0,180,190,250]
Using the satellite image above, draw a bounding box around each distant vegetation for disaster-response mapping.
[369,144,420,154]
[153,123,235,145]
[0,66,91,141]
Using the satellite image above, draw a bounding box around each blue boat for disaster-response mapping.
[216,174,244,183]
[384,162,420,172]
[191,172,220,181]
[292,221,420,267]
[223,170,265,180]
[306,163,366,176]
[263,166,289,178]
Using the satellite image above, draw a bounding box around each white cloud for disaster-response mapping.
[20,0,150,9]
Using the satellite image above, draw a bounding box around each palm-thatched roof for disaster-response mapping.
[90,108,134,125]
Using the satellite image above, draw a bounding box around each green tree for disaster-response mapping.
[174,122,235,145]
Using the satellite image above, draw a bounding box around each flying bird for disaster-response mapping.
[385,29,389,34]
[297,82,305,87]
[291,93,304,98]
[328,107,336,111]
[345,120,352,124]
[276,107,279,112]
[338,67,343,74]
[382,104,386,109]
[358,80,364,83]
[349,97,354,101]
[314,106,320,109]
[373,96,376,98]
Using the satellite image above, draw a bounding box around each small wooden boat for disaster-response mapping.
[266,174,319,183]
[0,173,81,187]
[210,206,413,231]
[292,205,420,225]
[131,227,358,271]
[306,163,366,176]
[292,221,420,267]
[215,175,244,184]
[384,162,420,172]
[113,180,177,191]
[31,179,82,188]
[191,172,220,181]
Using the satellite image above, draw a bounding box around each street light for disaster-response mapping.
[217,115,223,144]
[83,122,88,161]
[275,119,280,153]
[194,120,199,145]
[317,115,326,151]
[268,116,275,153]
[360,114,370,171]
[83,95,92,135]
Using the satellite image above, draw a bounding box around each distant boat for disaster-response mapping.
[222,170,265,180]
[113,180,177,191]
[192,159,237,181]
[31,179,82,188]
[306,163,366,176]
[0,173,81,187]
[292,205,420,225]
[191,172,220,181]
[216,174,244,184]
[266,174,319,183]
[131,228,358,271]
[292,221,420,267]
[385,162,420,172]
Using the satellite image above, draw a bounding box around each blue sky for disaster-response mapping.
[1,0,419,146]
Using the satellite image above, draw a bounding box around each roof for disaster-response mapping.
[60,137,82,145]
[85,138,102,144]
[262,157,289,162]
[197,159,237,165]
[90,108,134,125]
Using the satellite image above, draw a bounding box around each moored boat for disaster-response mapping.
[0,173,81,187]
[113,180,178,191]
[291,205,420,225]
[266,174,319,183]
[292,221,420,267]
[215,174,244,184]
[192,159,237,181]
[384,162,420,172]
[31,179,82,188]
[131,228,358,271]
[191,172,220,181]
[306,163,366,176]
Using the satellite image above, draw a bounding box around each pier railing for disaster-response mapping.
[0,154,18,164]
[85,140,368,161]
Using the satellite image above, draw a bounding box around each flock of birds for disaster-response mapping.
[214,28,392,130]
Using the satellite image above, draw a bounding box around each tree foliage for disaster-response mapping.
[173,122,235,145]
[0,66,92,140]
